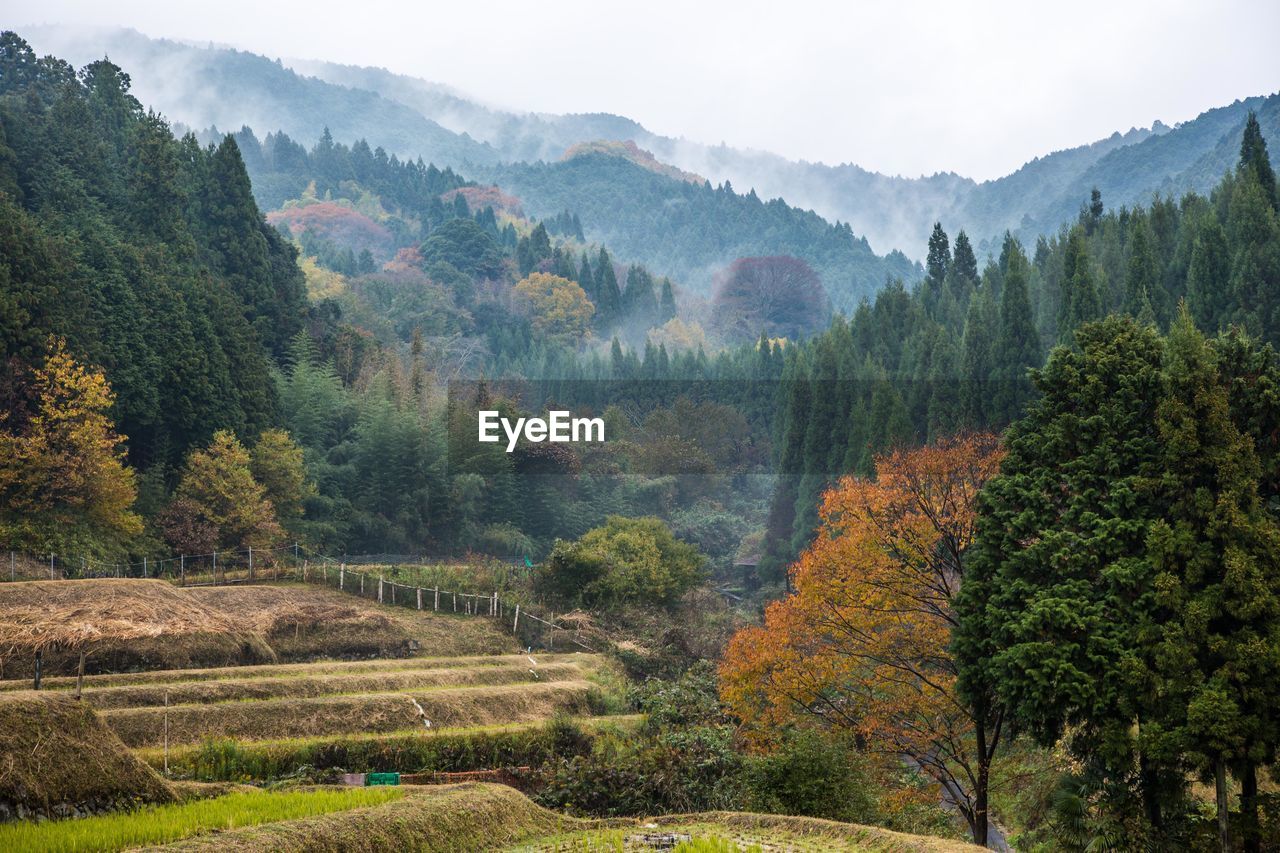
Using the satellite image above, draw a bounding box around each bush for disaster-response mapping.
[743,729,880,825]
[542,516,704,608]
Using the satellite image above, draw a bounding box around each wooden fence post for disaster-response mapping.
[360,573,364,594]
[378,575,383,604]
[453,592,457,612]
[180,554,185,586]
[417,587,422,610]
[143,557,147,579]
[434,587,439,610]
[340,564,345,590]
[248,547,253,581]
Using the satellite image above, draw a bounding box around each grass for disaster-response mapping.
[136,783,583,851]
[60,661,586,709]
[0,652,593,692]
[137,715,644,781]
[0,694,174,817]
[513,816,982,852]
[0,787,403,852]
[102,680,599,747]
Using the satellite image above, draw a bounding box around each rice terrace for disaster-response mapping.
[0,561,977,851]
[4,3,1280,851]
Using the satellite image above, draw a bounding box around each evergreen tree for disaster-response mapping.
[1239,111,1278,211]
[1186,218,1230,331]
[1147,308,1280,852]
[956,317,1174,835]
[659,277,677,322]
[991,238,1040,423]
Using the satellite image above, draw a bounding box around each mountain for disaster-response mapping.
[21,25,1279,273]
[17,25,499,169]
[270,51,1280,259]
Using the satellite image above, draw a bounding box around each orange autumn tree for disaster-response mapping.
[721,433,1005,845]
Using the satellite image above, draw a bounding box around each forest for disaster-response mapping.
[2,26,1280,852]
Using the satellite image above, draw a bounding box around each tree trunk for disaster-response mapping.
[1138,749,1163,833]
[1216,757,1231,853]
[75,651,86,699]
[1240,761,1259,853]
[973,723,990,847]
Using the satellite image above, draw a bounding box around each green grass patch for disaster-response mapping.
[141,714,642,781]
[0,787,403,852]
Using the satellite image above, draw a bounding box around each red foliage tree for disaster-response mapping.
[711,256,829,341]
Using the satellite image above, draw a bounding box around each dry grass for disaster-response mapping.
[0,652,592,692]
[139,783,585,852]
[47,661,587,709]
[132,714,644,770]
[0,694,174,818]
[125,784,978,853]
[0,580,263,667]
[103,680,597,747]
[0,581,516,679]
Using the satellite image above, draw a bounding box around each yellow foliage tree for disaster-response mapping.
[166,430,283,552]
[514,272,594,341]
[0,337,141,558]
[720,433,1005,845]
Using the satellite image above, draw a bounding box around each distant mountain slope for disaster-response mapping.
[484,152,920,310]
[18,26,499,169]
[21,26,1278,268]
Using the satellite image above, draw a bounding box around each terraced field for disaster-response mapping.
[1,652,605,748]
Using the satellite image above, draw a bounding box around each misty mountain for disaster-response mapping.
[271,53,1280,260]
[18,25,499,169]
[22,25,1278,272]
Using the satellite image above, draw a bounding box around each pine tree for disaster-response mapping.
[659,277,677,322]
[1147,307,1280,852]
[595,248,621,321]
[1239,111,1277,211]
[1060,227,1101,340]
[1125,217,1159,319]
[1186,218,1230,331]
[955,317,1175,836]
[991,238,1041,423]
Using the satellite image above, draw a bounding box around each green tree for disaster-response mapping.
[249,429,314,526]
[168,430,282,552]
[543,516,704,608]
[956,317,1174,837]
[1239,111,1277,211]
[1147,308,1280,852]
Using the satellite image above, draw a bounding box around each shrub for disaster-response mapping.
[742,729,880,825]
[542,516,704,608]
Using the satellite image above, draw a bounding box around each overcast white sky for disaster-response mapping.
[8,0,1280,180]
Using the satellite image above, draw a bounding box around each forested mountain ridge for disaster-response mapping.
[21,26,1275,277]
[0,33,306,473]
[143,31,1280,262]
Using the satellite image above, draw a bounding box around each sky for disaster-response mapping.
[7,0,1280,181]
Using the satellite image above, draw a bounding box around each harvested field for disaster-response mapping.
[0,580,515,679]
[41,661,585,709]
[0,579,273,679]
[0,694,174,821]
[126,784,979,853]
[144,783,584,852]
[136,715,644,780]
[0,651,590,692]
[103,680,599,747]
[185,584,515,659]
